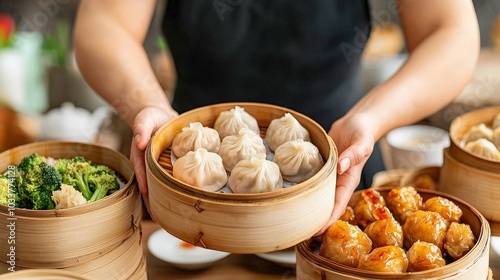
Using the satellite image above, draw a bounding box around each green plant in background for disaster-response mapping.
[42,20,69,67]
[0,13,15,48]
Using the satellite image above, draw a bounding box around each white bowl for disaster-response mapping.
[255,247,296,268]
[148,229,230,270]
[385,125,450,169]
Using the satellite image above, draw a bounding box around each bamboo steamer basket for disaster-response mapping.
[439,148,500,236]
[400,166,440,191]
[442,106,500,235]
[0,141,146,279]
[296,187,491,280]
[0,269,95,280]
[448,105,500,173]
[146,102,338,254]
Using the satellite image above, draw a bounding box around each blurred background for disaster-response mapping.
[0,0,499,156]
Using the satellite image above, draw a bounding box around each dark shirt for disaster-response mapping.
[162,0,383,189]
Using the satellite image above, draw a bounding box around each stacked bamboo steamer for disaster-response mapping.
[296,187,491,280]
[146,102,338,254]
[0,269,94,280]
[439,106,500,236]
[0,142,146,279]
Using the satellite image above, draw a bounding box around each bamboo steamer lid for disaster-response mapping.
[0,141,145,279]
[296,187,491,280]
[146,102,338,254]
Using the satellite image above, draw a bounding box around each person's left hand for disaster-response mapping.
[315,113,377,235]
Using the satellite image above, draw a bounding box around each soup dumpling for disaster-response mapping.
[228,154,283,194]
[273,139,323,183]
[172,122,220,158]
[218,128,266,172]
[463,123,492,143]
[173,148,227,192]
[464,138,500,161]
[214,106,260,139]
[265,113,310,152]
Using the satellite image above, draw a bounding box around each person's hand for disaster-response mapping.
[315,113,376,235]
[130,105,178,214]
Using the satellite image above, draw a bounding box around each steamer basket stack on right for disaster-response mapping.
[296,106,499,280]
[439,106,500,236]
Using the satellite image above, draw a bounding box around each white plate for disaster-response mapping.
[255,247,296,268]
[492,236,500,256]
[148,229,230,270]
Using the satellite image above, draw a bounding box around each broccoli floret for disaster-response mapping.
[53,158,72,176]
[62,159,93,200]
[0,175,10,206]
[17,153,46,174]
[18,162,61,210]
[88,167,119,203]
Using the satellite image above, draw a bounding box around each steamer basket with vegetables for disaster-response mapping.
[146,102,338,254]
[0,141,145,280]
[296,187,491,280]
[440,106,500,232]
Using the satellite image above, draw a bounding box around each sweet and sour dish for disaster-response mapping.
[318,186,475,273]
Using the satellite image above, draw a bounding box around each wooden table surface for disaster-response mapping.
[142,219,500,280]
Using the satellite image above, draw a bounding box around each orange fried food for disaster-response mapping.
[357,245,408,273]
[444,222,475,260]
[320,220,372,268]
[423,196,463,225]
[364,207,403,248]
[407,241,446,272]
[354,189,386,229]
[403,210,447,251]
[339,205,357,226]
[386,186,423,224]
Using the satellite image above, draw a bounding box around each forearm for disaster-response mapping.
[74,1,172,128]
[348,18,479,141]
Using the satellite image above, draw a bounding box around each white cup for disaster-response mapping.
[385,125,450,169]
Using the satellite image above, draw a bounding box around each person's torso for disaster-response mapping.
[163,0,371,130]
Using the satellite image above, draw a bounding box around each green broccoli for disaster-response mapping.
[0,170,21,207]
[17,153,46,174]
[88,166,119,202]
[61,158,94,200]
[18,162,61,210]
[0,175,10,206]
[53,158,72,176]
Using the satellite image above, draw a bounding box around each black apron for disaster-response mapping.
[162,0,384,189]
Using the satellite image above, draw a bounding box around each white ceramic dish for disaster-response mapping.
[255,247,296,268]
[492,236,500,256]
[148,229,230,270]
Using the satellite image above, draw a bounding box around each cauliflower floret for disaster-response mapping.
[52,184,87,209]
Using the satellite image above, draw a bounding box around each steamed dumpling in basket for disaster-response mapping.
[265,113,310,152]
[228,154,283,194]
[463,123,493,143]
[214,106,260,139]
[218,128,266,172]
[273,139,323,183]
[173,148,228,192]
[464,138,500,161]
[171,122,221,158]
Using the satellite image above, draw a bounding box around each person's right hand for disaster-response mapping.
[131,105,178,214]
